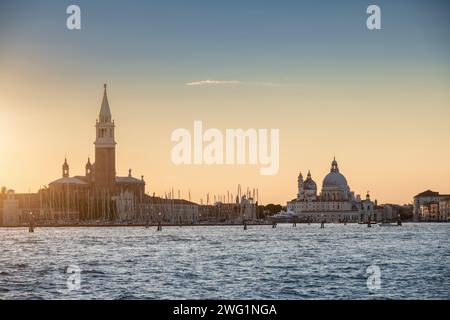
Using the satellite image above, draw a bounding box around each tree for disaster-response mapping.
[259,204,283,218]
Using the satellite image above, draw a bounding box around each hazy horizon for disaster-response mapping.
[1,0,449,205]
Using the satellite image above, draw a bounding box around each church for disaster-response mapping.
[45,84,146,221]
[0,84,199,225]
[287,158,375,222]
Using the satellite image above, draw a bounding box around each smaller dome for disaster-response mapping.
[303,170,317,190]
[303,179,317,190]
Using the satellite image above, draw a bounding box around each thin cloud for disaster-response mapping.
[186,80,241,86]
[185,80,301,87]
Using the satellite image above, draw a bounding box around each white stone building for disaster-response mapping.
[287,158,373,222]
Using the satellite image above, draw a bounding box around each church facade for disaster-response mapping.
[287,158,374,222]
[44,85,146,221]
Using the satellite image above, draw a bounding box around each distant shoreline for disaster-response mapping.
[1,221,447,228]
[2,223,270,228]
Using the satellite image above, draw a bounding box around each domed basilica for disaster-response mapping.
[287,158,374,222]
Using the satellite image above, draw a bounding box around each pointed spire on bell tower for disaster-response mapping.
[62,158,69,178]
[85,157,93,177]
[95,83,116,147]
[99,83,112,123]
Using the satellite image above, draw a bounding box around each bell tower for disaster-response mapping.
[85,157,93,181]
[94,84,116,194]
[297,172,303,200]
[62,158,69,178]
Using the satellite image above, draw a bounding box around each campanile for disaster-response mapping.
[94,84,116,193]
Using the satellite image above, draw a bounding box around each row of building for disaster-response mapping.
[0,84,257,226]
[0,188,258,226]
[0,85,448,226]
[283,158,450,223]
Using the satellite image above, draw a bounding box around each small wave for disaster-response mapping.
[116,293,141,299]
[81,270,105,275]
[161,234,192,242]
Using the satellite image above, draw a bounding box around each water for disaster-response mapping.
[0,223,449,299]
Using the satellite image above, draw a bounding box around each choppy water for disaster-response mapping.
[0,223,449,299]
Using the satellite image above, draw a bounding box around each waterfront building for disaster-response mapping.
[413,190,450,221]
[418,197,450,222]
[419,202,440,221]
[198,195,257,223]
[0,190,20,226]
[287,158,374,222]
[139,196,199,224]
[364,203,411,222]
[0,190,41,226]
[439,197,450,221]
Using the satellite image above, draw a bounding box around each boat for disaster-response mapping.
[270,210,297,222]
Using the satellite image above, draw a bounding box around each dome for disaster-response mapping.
[303,170,317,190]
[49,177,88,186]
[322,171,348,188]
[303,179,317,190]
[322,158,349,190]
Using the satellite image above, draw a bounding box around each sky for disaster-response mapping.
[0,0,449,205]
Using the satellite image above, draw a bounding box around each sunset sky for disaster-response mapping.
[0,0,449,205]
